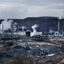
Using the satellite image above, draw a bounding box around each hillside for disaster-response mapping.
[0,17,64,34]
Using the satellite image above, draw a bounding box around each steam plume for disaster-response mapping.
[0,19,13,33]
[31,24,38,37]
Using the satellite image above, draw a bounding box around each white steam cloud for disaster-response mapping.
[0,19,13,33]
[31,24,38,37]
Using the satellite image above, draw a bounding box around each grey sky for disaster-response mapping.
[0,0,64,19]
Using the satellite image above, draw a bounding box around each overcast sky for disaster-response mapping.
[0,0,64,19]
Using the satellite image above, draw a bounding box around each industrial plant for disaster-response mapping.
[0,17,64,42]
[0,17,64,64]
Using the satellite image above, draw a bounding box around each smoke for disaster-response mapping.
[31,24,38,37]
[11,22,18,32]
[0,19,13,33]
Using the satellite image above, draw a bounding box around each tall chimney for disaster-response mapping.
[2,24,4,33]
[58,19,60,36]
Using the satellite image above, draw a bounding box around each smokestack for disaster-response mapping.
[58,19,60,36]
[58,17,62,36]
[2,24,4,33]
[21,26,26,32]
